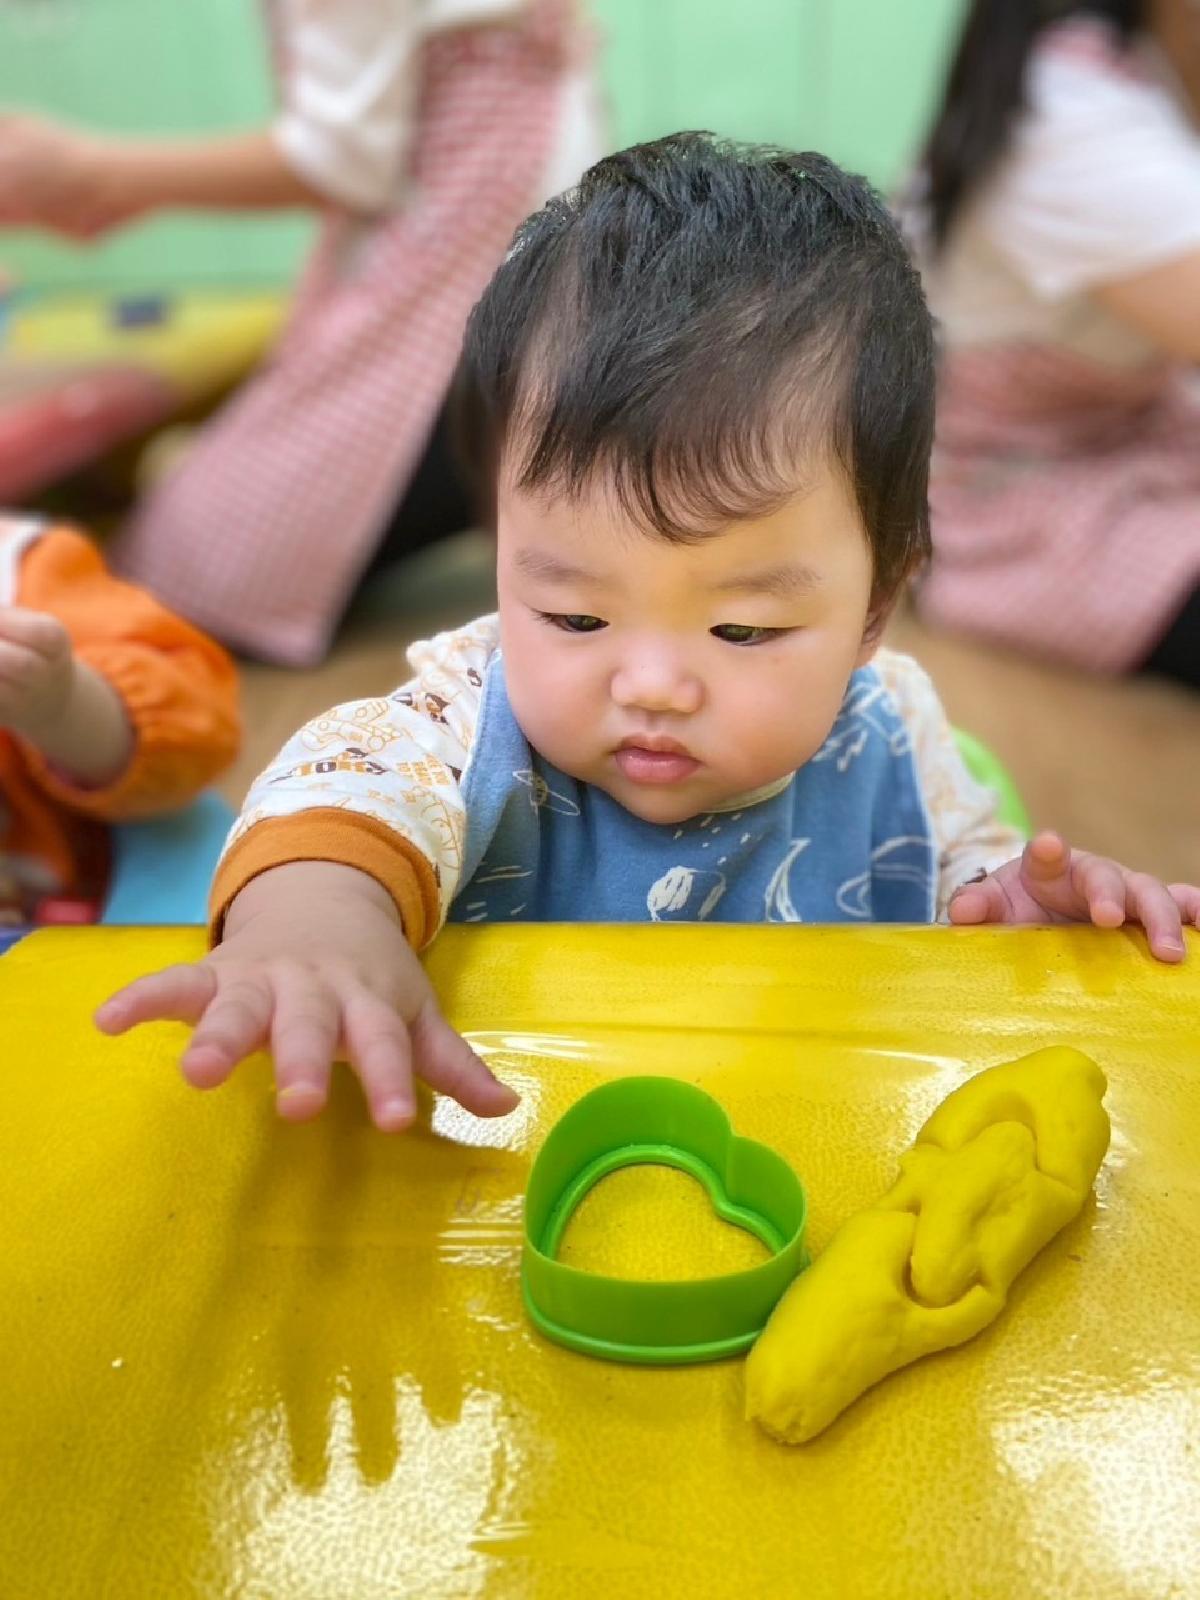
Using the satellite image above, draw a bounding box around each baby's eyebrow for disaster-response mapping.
[513,548,605,585]
[712,564,824,599]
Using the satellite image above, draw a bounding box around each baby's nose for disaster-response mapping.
[610,653,703,715]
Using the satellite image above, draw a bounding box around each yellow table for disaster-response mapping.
[1,925,1197,1599]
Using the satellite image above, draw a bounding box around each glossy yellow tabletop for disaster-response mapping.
[1,925,1197,1600]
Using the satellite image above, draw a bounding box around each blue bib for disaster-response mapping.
[449,658,935,925]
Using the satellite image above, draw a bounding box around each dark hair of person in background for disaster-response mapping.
[922,0,1145,250]
[460,131,936,611]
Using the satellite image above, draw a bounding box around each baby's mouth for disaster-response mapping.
[614,736,701,785]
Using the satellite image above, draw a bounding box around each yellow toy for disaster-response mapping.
[745,1046,1110,1444]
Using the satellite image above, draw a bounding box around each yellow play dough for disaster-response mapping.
[745,1046,1110,1444]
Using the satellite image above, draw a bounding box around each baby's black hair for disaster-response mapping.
[461,131,935,605]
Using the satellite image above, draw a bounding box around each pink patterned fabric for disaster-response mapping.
[921,345,1200,672]
[113,4,573,666]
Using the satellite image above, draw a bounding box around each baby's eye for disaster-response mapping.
[543,613,608,634]
[710,624,787,646]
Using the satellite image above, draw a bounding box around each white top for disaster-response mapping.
[270,0,602,215]
[905,29,1200,368]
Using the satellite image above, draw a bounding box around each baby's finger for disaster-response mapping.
[1019,830,1072,881]
[268,969,340,1122]
[1126,873,1186,963]
[1168,884,1200,931]
[340,990,417,1132]
[0,607,68,656]
[0,639,39,690]
[95,963,218,1034]
[409,997,519,1118]
[1070,854,1128,928]
[181,973,274,1090]
[947,873,1011,926]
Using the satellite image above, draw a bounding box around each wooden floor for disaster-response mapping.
[227,534,1200,887]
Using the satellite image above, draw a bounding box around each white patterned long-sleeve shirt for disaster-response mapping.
[212,615,1024,945]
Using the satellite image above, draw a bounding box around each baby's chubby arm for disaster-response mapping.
[94,862,517,1130]
[98,615,508,1126]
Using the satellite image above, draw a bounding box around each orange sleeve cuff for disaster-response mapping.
[208,809,441,950]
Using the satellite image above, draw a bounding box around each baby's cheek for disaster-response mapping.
[748,674,832,779]
[510,673,582,766]
[728,674,798,754]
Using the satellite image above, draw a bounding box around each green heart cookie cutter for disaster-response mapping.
[522,1077,809,1365]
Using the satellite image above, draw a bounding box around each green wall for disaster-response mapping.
[0,0,964,295]
[0,0,311,293]
[590,0,965,182]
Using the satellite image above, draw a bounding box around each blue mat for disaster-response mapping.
[104,790,234,926]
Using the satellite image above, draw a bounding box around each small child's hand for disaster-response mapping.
[948,830,1199,963]
[0,607,77,737]
[0,112,131,239]
[94,862,518,1131]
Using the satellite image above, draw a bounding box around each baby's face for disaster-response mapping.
[496,463,878,825]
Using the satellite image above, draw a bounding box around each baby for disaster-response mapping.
[1,513,238,924]
[97,135,1199,1126]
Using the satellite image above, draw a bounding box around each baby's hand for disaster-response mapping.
[948,831,1199,963]
[0,607,76,737]
[94,862,518,1130]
